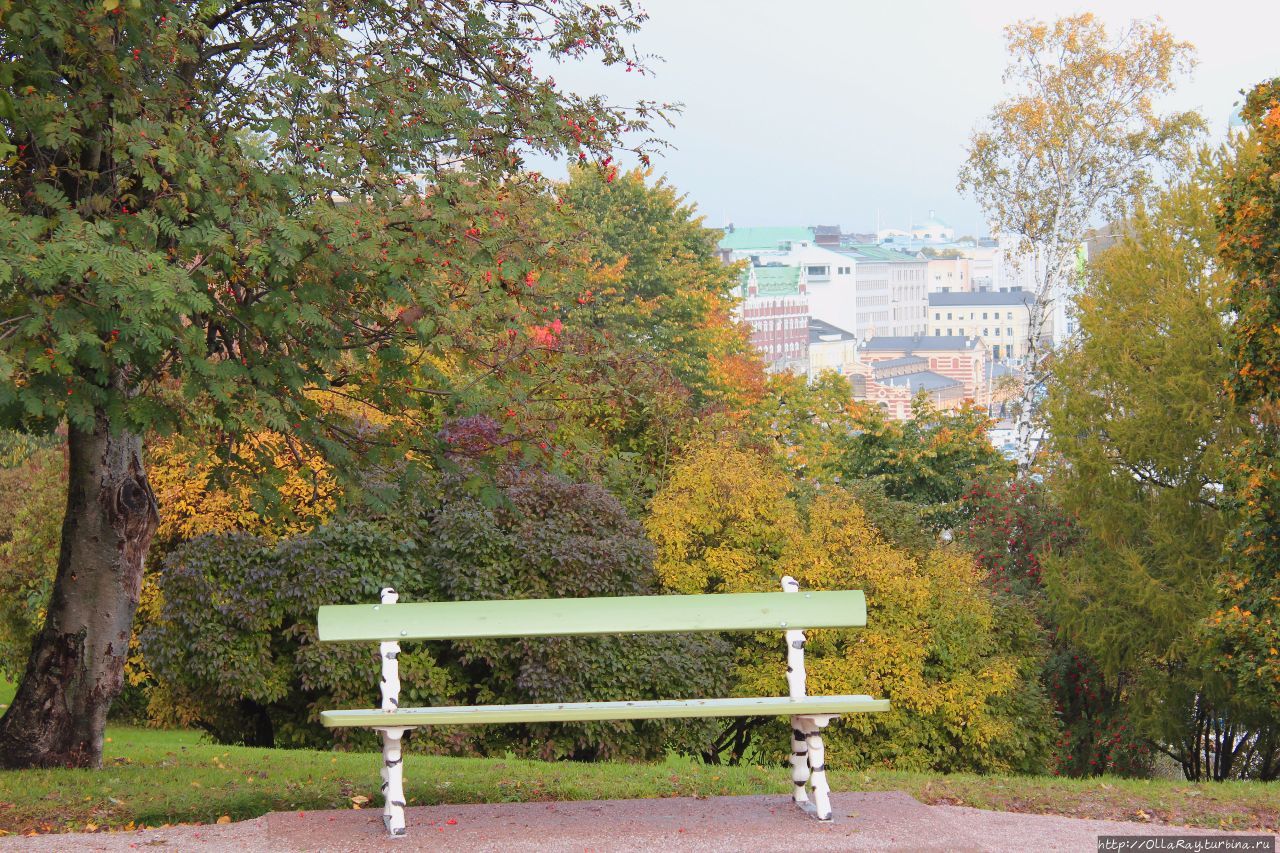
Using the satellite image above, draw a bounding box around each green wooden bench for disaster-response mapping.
[317,576,889,836]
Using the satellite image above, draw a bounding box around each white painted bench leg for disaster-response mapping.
[377,726,410,837]
[790,716,811,806]
[805,721,833,821]
[376,588,408,838]
[782,576,836,822]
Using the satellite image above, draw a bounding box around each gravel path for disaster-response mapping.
[2,792,1274,852]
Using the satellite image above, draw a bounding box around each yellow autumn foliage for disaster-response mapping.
[131,430,337,700]
[148,431,337,556]
[647,442,1057,773]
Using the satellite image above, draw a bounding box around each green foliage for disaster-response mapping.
[558,167,754,410]
[834,397,1012,529]
[1213,78,1280,733]
[1042,156,1277,780]
[648,442,1057,773]
[0,0,669,499]
[0,437,63,681]
[145,466,730,759]
[745,372,858,481]
[960,478,1151,778]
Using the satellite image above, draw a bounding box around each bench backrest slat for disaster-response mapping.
[317,590,865,642]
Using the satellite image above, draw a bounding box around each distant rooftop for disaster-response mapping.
[990,362,1020,380]
[719,226,814,251]
[913,211,950,230]
[871,355,928,370]
[745,264,803,297]
[929,290,1035,307]
[808,318,856,344]
[880,371,963,393]
[861,335,980,352]
[842,244,923,263]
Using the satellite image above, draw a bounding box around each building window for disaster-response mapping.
[934,312,940,320]
[982,312,988,320]
[934,329,941,336]
[946,328,952,336]
[994,328,1001,336]
[946,312,952,320]
[983,328,989,336]
[1007,327,1014,336]
[992,345,1001,359]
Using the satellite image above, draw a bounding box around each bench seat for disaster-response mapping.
[321,694,889,727]
[318,579,888,835]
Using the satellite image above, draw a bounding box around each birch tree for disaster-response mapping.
[957,14,1202,457]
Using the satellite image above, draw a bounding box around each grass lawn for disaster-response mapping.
[0,725,1275,837]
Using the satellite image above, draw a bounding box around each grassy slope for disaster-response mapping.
[0,726,1275,836]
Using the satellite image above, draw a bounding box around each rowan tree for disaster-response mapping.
[1213,77,1280,745]
[958,13,1202,454]
[0,0,665,768]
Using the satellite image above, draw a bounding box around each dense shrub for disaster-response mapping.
[960,477,1153,778]
[144,467,731,759]
[648,442,1058,772]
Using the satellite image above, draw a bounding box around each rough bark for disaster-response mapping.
[0,413,158,769]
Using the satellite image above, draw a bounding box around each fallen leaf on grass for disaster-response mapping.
[350,795,369,809]
[216,815,231,825]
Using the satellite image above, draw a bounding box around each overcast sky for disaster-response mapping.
[542,0,1280,237]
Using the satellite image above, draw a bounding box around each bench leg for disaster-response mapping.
[789,717,812,807]
[805,724,833,821]
[377,726,410,837]
[792,715,835,821]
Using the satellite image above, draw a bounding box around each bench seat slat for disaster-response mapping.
[317,590,866,643]
[320,695,889,727]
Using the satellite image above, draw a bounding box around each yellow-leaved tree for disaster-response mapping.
[135,430,338,724]
[648,441,1056,772]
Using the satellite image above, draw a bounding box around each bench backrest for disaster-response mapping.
[317,590,866,643]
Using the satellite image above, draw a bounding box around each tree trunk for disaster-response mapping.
[0,413,158,769]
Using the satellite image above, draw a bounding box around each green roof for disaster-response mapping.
[845,244,921,262]
[746,265,802,297]
[719,226,814,251]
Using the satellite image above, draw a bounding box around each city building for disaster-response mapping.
[860,333,988,404]
[807,318,859,380]
[720,229,859,339]
[924,256,972,294]
[927,290,1035,362]
[717,225,815,262]
[738,265,810,374]
[837,245,928,338]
